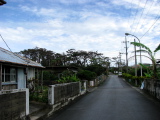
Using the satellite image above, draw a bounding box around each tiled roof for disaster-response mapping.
[0,47,44,68]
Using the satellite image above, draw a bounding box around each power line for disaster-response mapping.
[129,0,141,34]
[140,0,160,39]
[133,0,149,34]
[0,34,30,63]
[137,0,155,30]
[140,15,160,39]
[127,0,134,30]
[0,34,12,52]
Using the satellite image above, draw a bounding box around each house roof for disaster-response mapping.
[0,47,44,68]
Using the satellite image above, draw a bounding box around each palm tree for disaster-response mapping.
[131,42,160,79]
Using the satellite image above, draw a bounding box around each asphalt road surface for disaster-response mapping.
[47,75,160,120]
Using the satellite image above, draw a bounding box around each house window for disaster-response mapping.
[2,66,17,83]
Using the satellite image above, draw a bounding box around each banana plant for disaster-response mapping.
[131,42,160,79]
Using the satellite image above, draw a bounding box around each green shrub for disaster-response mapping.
[56,73,80,83]
[29,86,48,103]
[122,73,132,80]
[84,64,106,76]
[77,70,97,81]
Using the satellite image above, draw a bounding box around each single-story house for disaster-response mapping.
[0,47,44,90]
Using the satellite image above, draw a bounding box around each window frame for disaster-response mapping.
[2,65,17,83]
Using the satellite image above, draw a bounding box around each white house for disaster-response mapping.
[0,47,44,90]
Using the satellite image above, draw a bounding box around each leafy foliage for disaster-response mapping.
[29,86,48,103]
[20,47,109,68]
[130,42,152,53]
[56,70,80,83]
[122,73,146,86]
[84,64,106,76]
[139,63,152,78]
[130,42,160,79]
[154,44,160,52]
[77,70,97,80]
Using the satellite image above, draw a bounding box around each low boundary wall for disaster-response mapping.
[144,79,160,100]
[88,74,107,87]
[48,82,80,115]
[0,89,29,120]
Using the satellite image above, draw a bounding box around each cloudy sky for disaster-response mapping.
[0,0,160,65]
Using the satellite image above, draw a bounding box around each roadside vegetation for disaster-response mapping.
[121,42,160,87]
[20,47,109,103]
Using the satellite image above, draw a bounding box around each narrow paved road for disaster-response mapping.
[47,75,160,120]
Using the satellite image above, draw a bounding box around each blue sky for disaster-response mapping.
[0,0,160,65]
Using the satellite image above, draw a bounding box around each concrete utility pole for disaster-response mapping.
[0,0,6,6]
[123,36,129,73]
[134,39,137,76]
[125,33,142,76]
[119,52,123,73]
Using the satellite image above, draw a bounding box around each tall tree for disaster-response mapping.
[20,47,55,66]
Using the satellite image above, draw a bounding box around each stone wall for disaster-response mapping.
[144,79,160,100]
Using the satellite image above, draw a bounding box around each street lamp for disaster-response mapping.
[125,33,142,76]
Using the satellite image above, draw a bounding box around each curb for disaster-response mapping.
[87,87,97,93]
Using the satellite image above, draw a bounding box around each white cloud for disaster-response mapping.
[1,0,160,65]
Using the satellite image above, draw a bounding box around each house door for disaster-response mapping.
[18,68,26,89]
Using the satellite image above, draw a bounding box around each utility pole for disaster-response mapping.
[134,39,137,76]
[123,36,129,73]
[119,52,123,73]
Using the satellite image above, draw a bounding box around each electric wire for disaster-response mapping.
[140,15,160,39]
[136,0,155,32]
[129,0,141,34]
[127,0,134,31]
[132,0,148,35]
[140,0,160,39]
[0,34,30,63]
[0,34,12,52]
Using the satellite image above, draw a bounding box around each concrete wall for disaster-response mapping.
[48,82,81,116]
[0,88,29,120]
[144,79,160,100]
[48,82,80,105]
[88,75,107,87]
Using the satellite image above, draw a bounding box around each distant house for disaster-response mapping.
[0,47,44,90]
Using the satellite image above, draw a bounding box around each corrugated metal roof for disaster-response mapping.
[0,47,44,68]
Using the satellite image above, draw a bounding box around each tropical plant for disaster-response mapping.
[139,63,153,78]
[77,70,97,80]
[131,42,160,79]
